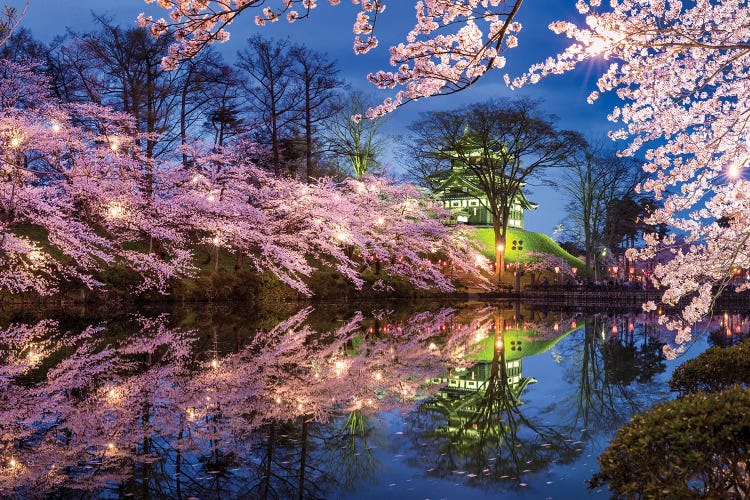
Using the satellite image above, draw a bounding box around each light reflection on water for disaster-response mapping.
[0,301,734,498]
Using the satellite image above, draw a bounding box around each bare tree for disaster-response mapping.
[399,136,450,190]
[203,65,246,148]
[0,27,44,62]
[407,98,573,282]
[322,92,387,178]
[50,17,232,166]
[553,138,645,274]
[0,2,26,49]
[174,50,232,166]
[289,45,343,181]
[237,35,301,177]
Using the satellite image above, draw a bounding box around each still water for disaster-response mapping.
[0,300,735,498]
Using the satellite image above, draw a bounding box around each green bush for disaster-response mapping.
[670,339,750,394]
[591,386,750,498]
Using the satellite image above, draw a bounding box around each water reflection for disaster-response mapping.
[0,302,719,498]
[412,320,581,487]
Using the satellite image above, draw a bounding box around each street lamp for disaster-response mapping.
[496,242,504,275]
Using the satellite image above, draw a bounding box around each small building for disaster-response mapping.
[430,144,537,227]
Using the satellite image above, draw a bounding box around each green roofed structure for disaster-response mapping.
[430,142,537,227]
[422,325,581,442]
[427,324,580,396]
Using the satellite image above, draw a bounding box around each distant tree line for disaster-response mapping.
[2,19,385,181]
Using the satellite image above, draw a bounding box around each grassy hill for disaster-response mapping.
[472,227,584,269]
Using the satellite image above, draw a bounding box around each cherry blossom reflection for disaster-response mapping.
[0,305,490,497]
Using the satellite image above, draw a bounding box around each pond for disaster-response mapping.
[0,299,738,498]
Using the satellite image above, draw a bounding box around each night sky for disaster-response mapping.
[11,0,621,236]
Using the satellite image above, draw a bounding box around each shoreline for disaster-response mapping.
[2,286,749,312]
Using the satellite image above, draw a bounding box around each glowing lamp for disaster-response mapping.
[728,163,741,178]
[586,37,607,56]
[27,250,44,263]
[107,202,126,219]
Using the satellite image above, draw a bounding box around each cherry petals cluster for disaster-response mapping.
[366,1,524,117]
[139,0,524,115]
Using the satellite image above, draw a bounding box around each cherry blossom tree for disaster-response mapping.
[0,59,194,295]
[173,140,491,295]
[524,251,577,286]
[137,0,525,115]
[511,0,750,346]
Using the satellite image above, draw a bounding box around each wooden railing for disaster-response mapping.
[520,288,661,307]
[477,286,750,309]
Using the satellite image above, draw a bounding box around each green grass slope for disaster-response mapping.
[472,227,584,269]
[469,325,582,362]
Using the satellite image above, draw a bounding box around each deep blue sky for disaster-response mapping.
[11,0,620,236]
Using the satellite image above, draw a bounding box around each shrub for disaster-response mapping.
[590,386,750,498]
[670,338,750,394]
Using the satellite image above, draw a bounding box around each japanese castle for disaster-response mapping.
[430,144,536,227]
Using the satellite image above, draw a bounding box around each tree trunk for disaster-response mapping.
[493,221,506,284]
[305,76,313,183]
